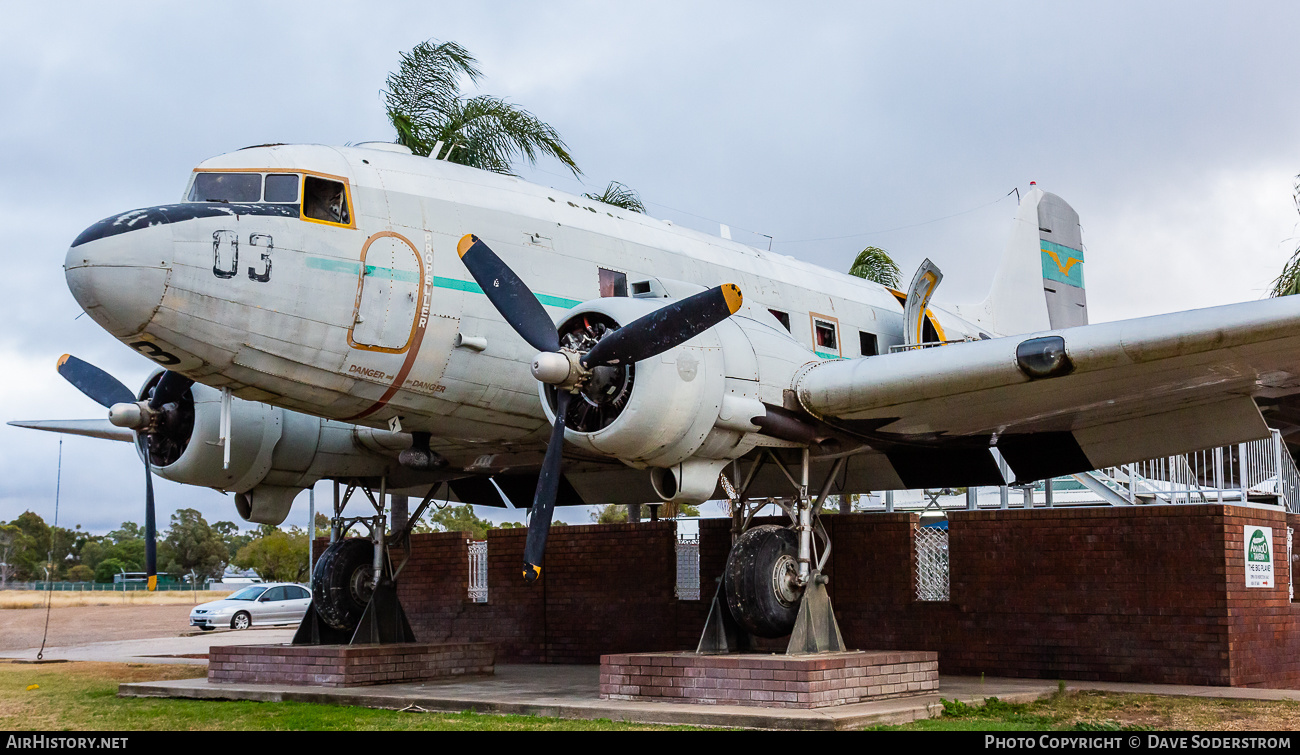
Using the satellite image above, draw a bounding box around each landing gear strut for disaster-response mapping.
[293,478,441,646]
[698,448,846,654]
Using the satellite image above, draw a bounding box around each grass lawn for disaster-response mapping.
[0,661,694,731]
[875,686,1300,731]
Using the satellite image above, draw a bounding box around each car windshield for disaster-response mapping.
[228,585,267,601]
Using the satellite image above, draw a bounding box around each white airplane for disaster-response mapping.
[15,141,1300,645]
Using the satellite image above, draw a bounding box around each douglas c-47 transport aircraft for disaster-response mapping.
[16,141,1300,646]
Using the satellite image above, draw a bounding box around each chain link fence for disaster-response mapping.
[915,524,950,601]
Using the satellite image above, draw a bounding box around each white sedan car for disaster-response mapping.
[189,583,312,631]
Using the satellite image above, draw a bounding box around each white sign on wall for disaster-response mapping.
[1245,525,1274,589]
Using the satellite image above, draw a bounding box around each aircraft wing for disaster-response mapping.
[6,419,134,443]
[795,296,1300,485]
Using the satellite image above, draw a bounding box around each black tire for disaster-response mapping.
[311,538,376,632]
[231,611,251,630]
[724,525,802,638]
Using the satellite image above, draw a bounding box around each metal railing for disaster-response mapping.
[1085,430,1300,510]
[468,540,488,603]
[866,429,1300,514]
[2,581,202,592]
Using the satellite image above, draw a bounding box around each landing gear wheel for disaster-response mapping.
[724,525,802,638]
[311,538,375,632]
[231,611,251,630]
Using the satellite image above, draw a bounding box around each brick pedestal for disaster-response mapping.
[208,642,494,687]
[599,650,938,708]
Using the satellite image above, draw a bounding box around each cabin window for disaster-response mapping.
[263,173,300,203]
[189,172,261,203]
[304,176,351,225]
[814,319,838,350]
[599,268,627,297]
[859,331,878,357]
[768,309,791,331]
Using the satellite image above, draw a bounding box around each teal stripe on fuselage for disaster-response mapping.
[306,256,582,308]
[1040,239,1085,289]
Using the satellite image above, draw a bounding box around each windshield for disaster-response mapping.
[189,173,261,203]
[228,585,267,601]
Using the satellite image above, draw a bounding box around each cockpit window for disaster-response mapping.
[303,176,350,225]
[189,173,261,203]
[263,174,299,203]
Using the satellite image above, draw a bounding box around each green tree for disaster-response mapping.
[1270,174,1300,297]
[94,557,129,583]
[0,523,20,587]
[590,502,699,523]
[212,521,253,564]
[583,182,645,213]
[233,528,308,583]
[849,246,901,288]
[67,564,94,582]
[415,504,494,540]
[385,40,580,177]
[157,508,228,581]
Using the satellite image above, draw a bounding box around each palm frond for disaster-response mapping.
[383,40,480,139]
[1271,174,1300,297]
[441,96,581,177]
[848,246,901,288]
[583,181,644,213]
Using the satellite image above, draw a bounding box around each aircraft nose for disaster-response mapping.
[65,207,174,337]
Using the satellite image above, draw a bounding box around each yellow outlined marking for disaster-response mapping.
[1043,248,1081,277]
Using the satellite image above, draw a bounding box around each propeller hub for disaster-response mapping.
[531,349,587,389]
[108,401,151,430]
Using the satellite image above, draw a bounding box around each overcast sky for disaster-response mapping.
[3,2,1299,535]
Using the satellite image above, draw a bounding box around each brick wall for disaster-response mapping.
[313,505,1300,687]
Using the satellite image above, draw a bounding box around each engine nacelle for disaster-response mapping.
[539,297,815,505]
[149,381,395,525]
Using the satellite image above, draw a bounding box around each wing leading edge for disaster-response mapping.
[795,296,1300,483]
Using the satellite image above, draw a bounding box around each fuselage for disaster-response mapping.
[66,143,984,454]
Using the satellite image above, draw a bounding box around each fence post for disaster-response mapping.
[1239,442,1249,504]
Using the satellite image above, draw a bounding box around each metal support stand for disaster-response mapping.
[710,448,848,656]
[695,578,755,654]
[293,477,428,646]
[786,571,845,654]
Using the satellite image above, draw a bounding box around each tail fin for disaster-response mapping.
[962,185,1087,336]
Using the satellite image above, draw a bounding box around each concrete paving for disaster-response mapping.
[19,630,1300,729]
[1,628,295,665]
[114,646,1300,730]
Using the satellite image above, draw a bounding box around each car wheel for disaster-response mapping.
[724,525,803,638]
[312,538,375,632]
[231,611,251,630]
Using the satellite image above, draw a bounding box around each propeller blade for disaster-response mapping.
[149,371,194,411]
[457,234,561,354]
[56,354,135,409]
[581,284,743,368]
[522,390,572,581]
[142,436,158,592]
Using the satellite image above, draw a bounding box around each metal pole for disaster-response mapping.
[1239,442,1249,504]
[797,447,811,583]
[966,486,978,511]
[308,486,315,578]
[1044,479,1053,508]
[885,490,895,512]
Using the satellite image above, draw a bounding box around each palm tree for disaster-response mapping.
[583,181,645,213]
[1270,174,1300,297]
[848,246,901,288]
[384,40,581,177]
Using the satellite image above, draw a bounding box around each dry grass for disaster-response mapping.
[0,590,232,609]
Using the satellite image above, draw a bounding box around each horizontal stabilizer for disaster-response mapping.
[8,419,134,443]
